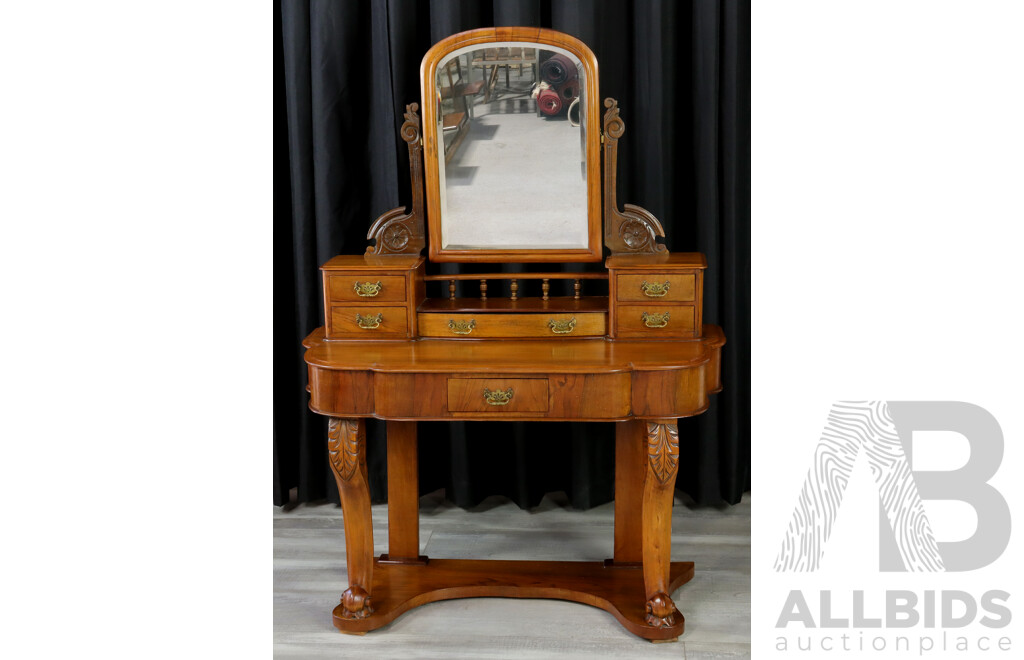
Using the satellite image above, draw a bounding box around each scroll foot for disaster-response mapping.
[644,592,678,628]
[339,585,374,620]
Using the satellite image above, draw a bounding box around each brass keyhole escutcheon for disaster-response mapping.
[483,387,514,406]
[355,312,383,329]
[640,280,671,297]
[353,281,383,297]
[448,319,476,335]
[641,311,670,328]
[548,317,578,334]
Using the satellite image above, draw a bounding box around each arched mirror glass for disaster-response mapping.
[422,29,602,262]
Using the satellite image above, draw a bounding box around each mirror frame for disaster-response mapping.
[421,27,602,263]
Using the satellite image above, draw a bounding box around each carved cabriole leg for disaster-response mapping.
[328,418,375,620]
[641,420,681,628]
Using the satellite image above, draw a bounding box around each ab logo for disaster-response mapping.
[774,401,1010,572]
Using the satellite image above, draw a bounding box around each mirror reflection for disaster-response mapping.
[436,43,588,251]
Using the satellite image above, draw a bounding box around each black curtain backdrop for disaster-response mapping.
[275,0,750,509]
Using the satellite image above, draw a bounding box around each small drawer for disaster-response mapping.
[328,274,407,303]
[615,304,696,338]
[447,377,549,413]
[329,305,409,338]
[418,312,606,338]
[616,273,695,302]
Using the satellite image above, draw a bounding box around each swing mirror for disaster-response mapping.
[421,28,602,262]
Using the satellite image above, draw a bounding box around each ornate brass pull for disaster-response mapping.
[355,312,383,329]
[641,311,670,328]
[448,319,476,335]
[353,281,383,297]
[548,317,577,334]
[640,280,671,297]
[483,387,514,406]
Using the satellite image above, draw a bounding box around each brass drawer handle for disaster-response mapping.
[353,281,383,297]
[483,387,514,406]
[355,312,383,329]
[448,319,476,335]
[548,317,577,334]
[640,280,671,297]
[641,311,670,328]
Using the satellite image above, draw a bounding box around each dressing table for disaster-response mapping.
[303,27,725,642]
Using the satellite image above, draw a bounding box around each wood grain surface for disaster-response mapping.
[304,326,724,373]
[615,304,697,339]
[447,377,550,413]
[328,274,407,303]
[418,312,606,338]
[615,273,696,302]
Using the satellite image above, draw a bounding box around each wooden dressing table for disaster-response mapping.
[303,27,725,643]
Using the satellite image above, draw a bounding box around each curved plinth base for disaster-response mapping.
[332,557,695,641]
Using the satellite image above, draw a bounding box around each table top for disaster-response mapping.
[303,325,725,374]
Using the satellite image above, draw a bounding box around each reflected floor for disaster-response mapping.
[441,93,589,251]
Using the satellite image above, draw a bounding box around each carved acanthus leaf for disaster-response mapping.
[646,422,680,486]
[328,418,363,482]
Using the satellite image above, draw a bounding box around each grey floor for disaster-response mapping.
[274,491,750,659]
[440,66,590,251]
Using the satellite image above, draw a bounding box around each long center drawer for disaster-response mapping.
[417,312,606,338]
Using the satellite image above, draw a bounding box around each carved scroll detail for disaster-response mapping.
[366,103,426,256]
[644,591,678,628]
[339,585,375,620]
[328,418,363,482]
[646,422,679,486]
[603,98,668,255]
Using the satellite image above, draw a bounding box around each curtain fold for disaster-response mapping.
[275,0,751,508]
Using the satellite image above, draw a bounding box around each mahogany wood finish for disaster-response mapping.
[602,98,667,255]
[335,556,696,638]
[616,273,695,303]
[421,28,603,263]
[607,253,706,340]
[641,420,681,628]
[321,255,425,340]
[328,275,407,303]
[419,296,607,313]
[615,304,696,339]
[332,558,694,640]
[328,418,375,620]
[301,27,729,645]
[613,420,646,564]
[447,377,549,412]
[366,104,427,256]
[418,311,606,338]
[423,272,608,282]
[305,326,723,376]
[385,421,422,562]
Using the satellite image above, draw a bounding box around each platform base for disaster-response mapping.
[332,557,694,641]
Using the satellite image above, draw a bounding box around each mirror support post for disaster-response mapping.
[366,103,427,256]
[602,98,668,255]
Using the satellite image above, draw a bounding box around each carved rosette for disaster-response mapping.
[646,422,680,485]
[644,591,678,628]
[602,98,668,255]
[366,103,426,256]
[327,418,363,482]
[340,585,374,619]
